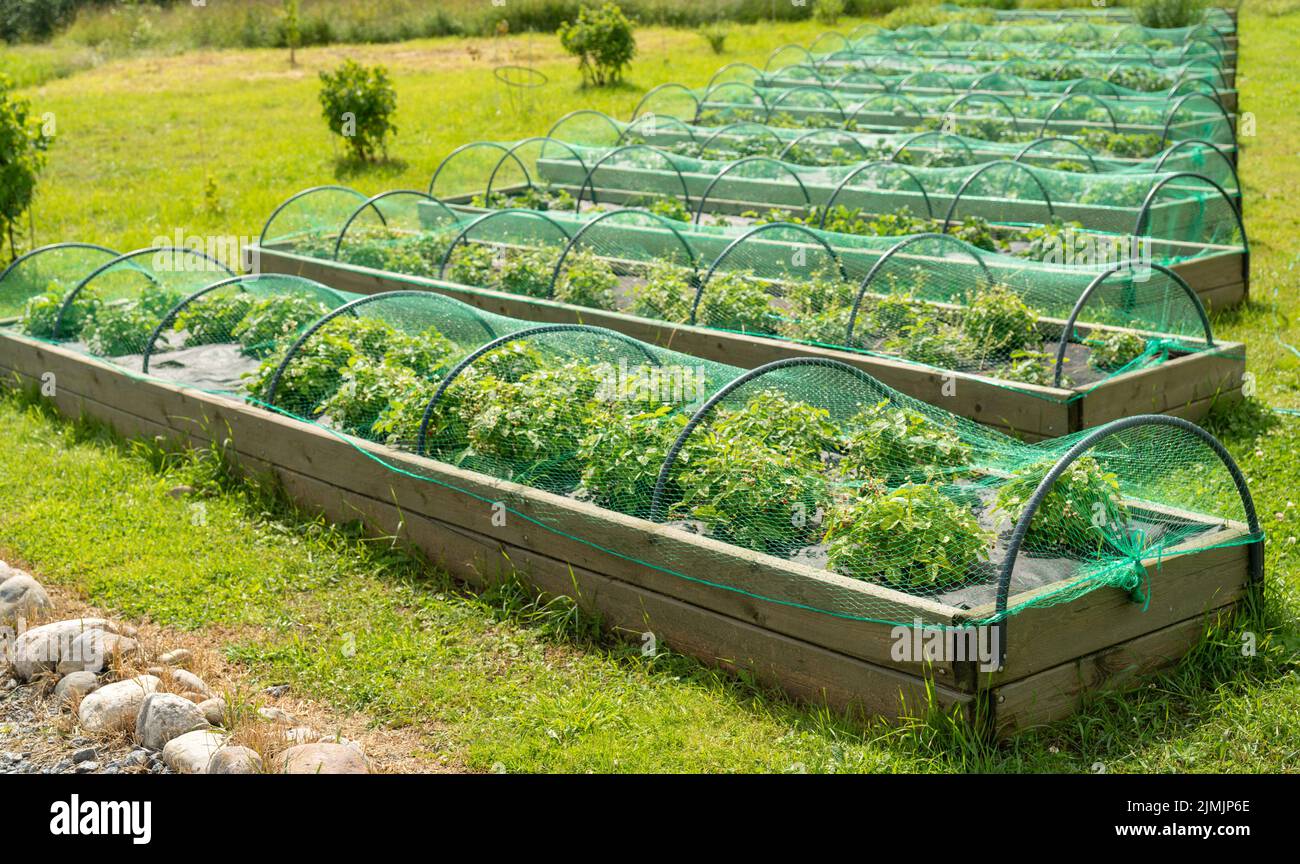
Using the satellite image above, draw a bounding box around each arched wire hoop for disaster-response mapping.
[54,246,235,340]
[891,130,974,166]
[1159,92,1234,147]
[692,155,812,225]
[574,144,693,211]
[261,290,501,409]
[141,273,349,373]
[1151,138,1239,190]
[1132,171,1246,250]
[414,323,662,456]
[845,233,993,343]
[1038,92,1118,135]
[428,141,527,198]
[1050,263,1214,387]
[0,241,120,287]
[970,72,1030,99]
[778,128,871,164]
[691,222,846,325]
[646,357,880,523]
[257,185,370,247]
[940,160,1055,233]
[765,85,848,126]
[945,91,1021,133]
[545,109,622,144]
[695,81,770,125]
[434,208,575,281]
[698,122,785,159]
[764,43,817,73]
[992,414,1264,664]
[846,92,925,129]
[630,83,700,121]
[704,62,764,91]
[484,137,590,210]
[820,160,934,225]
[332,190,457,260]
[546,209,701,300]
[1062,76,1121,99]
[1013,137,1099,172]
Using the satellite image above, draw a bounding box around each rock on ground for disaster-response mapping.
[135,693,209,751]
[0,573,52,624]
[56,630,139,675]
[157,648,192,668]
[204,746,263,774]
[53,671,101,705]
[161,729,228,774]
[276,742,369,775]
[77,675,161,733]
[197,698,227,727]
[10,619,117,681]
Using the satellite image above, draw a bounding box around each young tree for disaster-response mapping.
[318,60,397,163]
[282,0,301,66]
[0,74,53,263]
[558,3,636,88]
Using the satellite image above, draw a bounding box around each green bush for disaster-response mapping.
[175,294,255,346]
[0,73,53,261]
[813,0,846,25]
[696,271,774,333]
[499,247,561,298]
[824,484,991,593]
[576,403,688,517]
[698,22,728,54]
[19,285,97,339]
[447,243,497,288]
[627,262,695,322]
[558,2,637,87]
[318,59,397,162]
[232,295,333,357]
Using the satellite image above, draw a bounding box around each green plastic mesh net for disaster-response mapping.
[0,253,1261,629]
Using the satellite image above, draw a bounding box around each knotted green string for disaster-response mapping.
[1099,526,1161,611]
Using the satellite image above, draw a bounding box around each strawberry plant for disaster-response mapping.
[1002,349,1069,387]
[961,282,1040,358]
[696,271,774,334]
[883,317,967,369]
[1088,330,1148,372]
[19,285,98,339]
[175,293,255,346]
[81,301,158,356]
[232,294,332,357]
[823,483,991,593]
[499,247,561,299]
[712,390,839,466]
[839,400,971,486]
[992,455,1129,555]
[648,197,690,223]
[627,262,695,323]
[576,403,688,517]
[554,250,618,310]
[447,242,496,287]
[244,315,394,410]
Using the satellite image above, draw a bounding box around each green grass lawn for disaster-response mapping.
[2,4,1300,771]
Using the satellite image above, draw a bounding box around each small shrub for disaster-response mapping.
[992,455,1130,555]
[712,390,839,466]
[699,23,728,55]
[318,59,397,162]
[824,484,991,593]
[232,295,333,357]
[577,403,688,517]
[19,286,97,339]
[558,2,636,88]
[813,0,846,25]
[0,73,54,261]
[176,293,255,346]
[447,243,497,287]
[648,196,690,223]
[1002,349,1068,387]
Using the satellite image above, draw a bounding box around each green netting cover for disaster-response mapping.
[256,191,1239,406]
[0,265,1261,632]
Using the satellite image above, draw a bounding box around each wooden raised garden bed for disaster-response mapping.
[0,329,1260,736]
[247,243,1247,441]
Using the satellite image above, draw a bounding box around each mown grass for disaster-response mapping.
[0,2,1298,771]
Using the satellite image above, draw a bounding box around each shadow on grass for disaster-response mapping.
[332,154,411,182]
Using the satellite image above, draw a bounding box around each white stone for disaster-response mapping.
[161,729,228,774]
[257,706,296,725]
[203,746,263,775]
[157,648,193,668]
[0,573,52,624]
[56,630,138,675]
[53,671,101,704]
[135,693,209,751]
[10,619,117,681]
[197,697,228,727]
[77,675,161,733]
